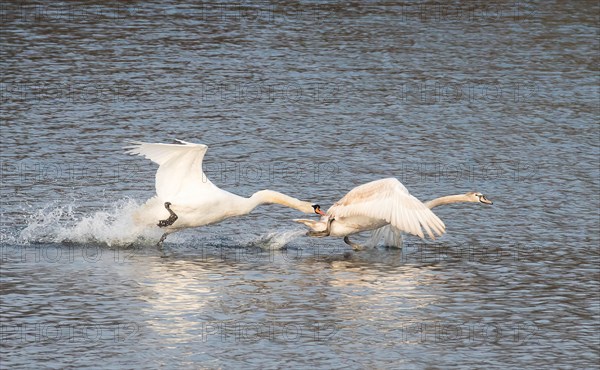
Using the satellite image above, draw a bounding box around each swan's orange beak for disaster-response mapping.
[312,204,326,216]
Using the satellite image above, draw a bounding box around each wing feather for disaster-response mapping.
[328,178,445,240]
[125,140,215,201]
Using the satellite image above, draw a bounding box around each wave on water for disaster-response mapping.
[5,198,162,247]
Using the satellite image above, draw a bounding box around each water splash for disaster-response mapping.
[13,198,162,247]
[248,229,306,250]
[3,198,308,249]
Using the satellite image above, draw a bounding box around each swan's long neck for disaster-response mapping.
[425,194,472,209]
[245,190,312,214]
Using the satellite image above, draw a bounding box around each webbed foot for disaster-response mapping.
[158,202,178,227]
[306,216,335,237]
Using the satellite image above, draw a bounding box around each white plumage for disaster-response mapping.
[295,178,445,250]
[326,178,445,240]
[296,179,492,250]
[125,140,322,245]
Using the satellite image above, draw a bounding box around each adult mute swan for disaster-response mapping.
[294,178,492,250]
[126,140,325,246]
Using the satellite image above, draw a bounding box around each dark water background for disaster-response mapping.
[1,1,598,369]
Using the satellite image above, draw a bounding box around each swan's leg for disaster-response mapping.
[156,232,171,258]
[158,202,178,227]
[157,233,168,246]
[307,217,334,237]
[157,232,168,249]
[344,236,364,251]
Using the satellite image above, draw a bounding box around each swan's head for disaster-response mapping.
[312,204,326,216]
[466,192,493,205]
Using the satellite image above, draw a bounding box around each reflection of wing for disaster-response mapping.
[125,140,216,201]
[327,178,445,240]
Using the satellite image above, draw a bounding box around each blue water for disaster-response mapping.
[1,1,598,369]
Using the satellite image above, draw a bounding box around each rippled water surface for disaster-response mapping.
[1,1,598,369]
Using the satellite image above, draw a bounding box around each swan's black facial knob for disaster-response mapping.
[312,204,326,215]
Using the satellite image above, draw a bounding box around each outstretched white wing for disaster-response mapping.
[125,140,216,201]
[327,178,445,240]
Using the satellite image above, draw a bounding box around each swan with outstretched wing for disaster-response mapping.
[126,140,324,246]
[295,178,492,250]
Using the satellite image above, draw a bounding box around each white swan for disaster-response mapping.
[294,178,492,250]
[126,140,325,246]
